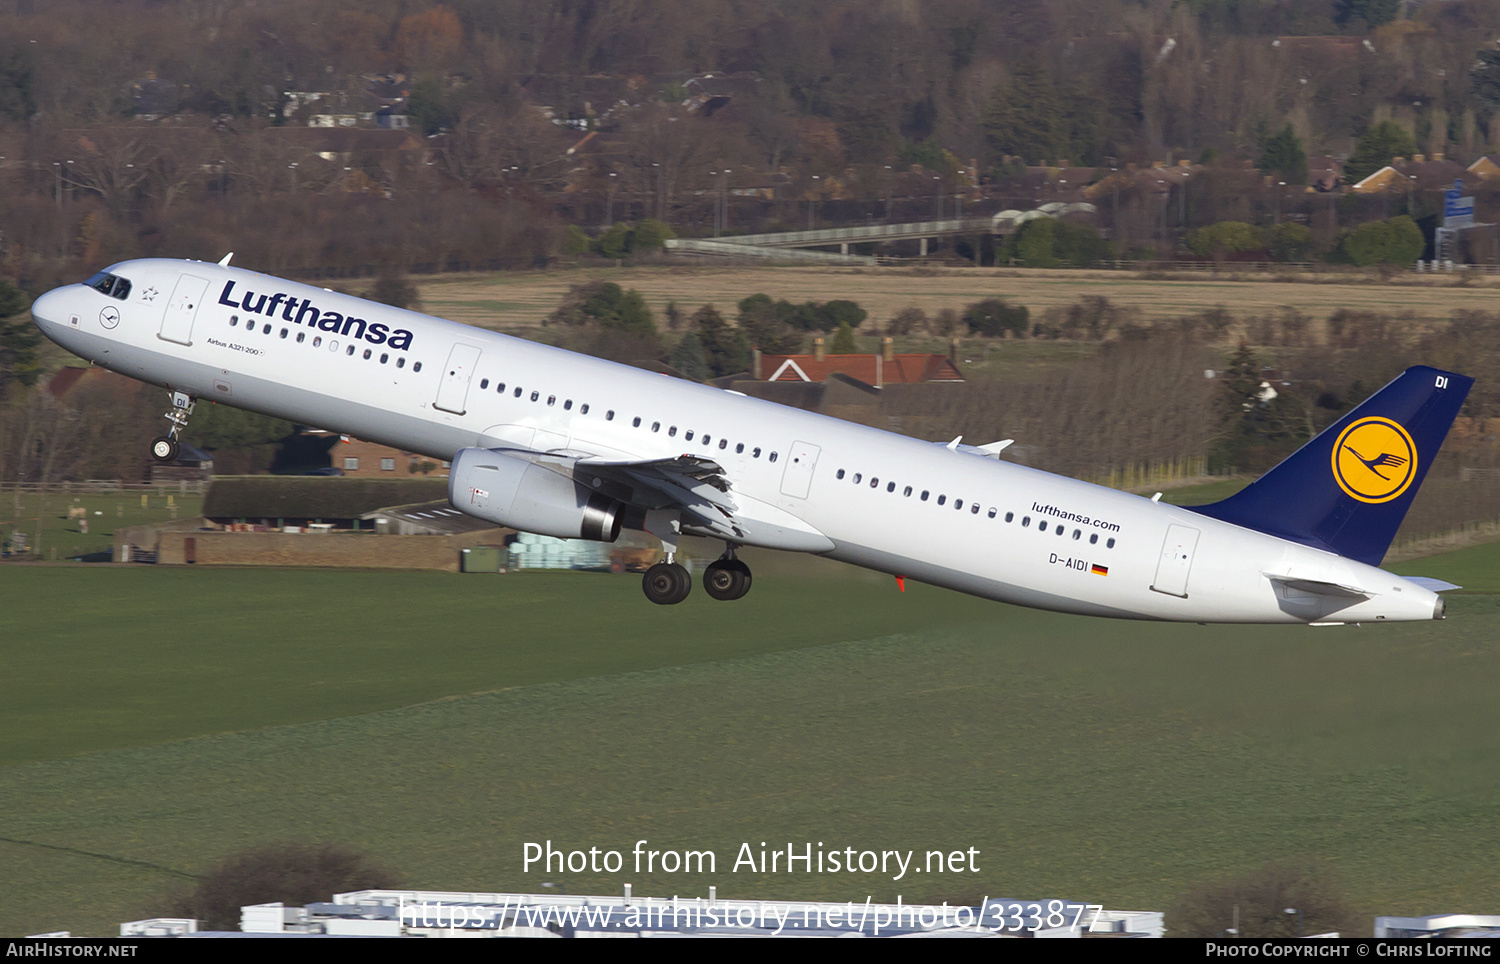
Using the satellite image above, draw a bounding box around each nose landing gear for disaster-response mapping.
[150,391,195,462]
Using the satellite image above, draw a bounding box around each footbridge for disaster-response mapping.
[663,203,1095,265]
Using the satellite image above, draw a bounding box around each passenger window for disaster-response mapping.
[652,422,661,433]
[1022,516,1030,527]
[633,417,641,427]
[719,439,728,450]
[363,348,372,359]
[683,429,692,440]
[987,508,996,518]
[497,383,506,393]
[346,345,356,356]
[531,391,539,402]
[395,356,402,367]
[753,448,761,458]
[904,486,912,496]
[547,396,555,406]
[264,324,273,334]
[480,379,489,389]
[887,482,895,493]
[954,500,962,510]
[515,387,522,397]
[769,452,777,462]
[230,316,239,327]
[1005,512,1014,522]
[668,426,677,437]
[736,443,744,454]
[1107,538,1116,548]
[921,491,929,501]
[937,495,946,505]
[581,404,589,414]
[414,362,422,372]
[314,336,322,347]
[972,504,981,514]
[564,400,572,410]
[296,332,305,343]
[870,477,879,488]
[1089,534,1098,544]
[380,353,388,364]
[853,473,862,484]
[280,328,288,339]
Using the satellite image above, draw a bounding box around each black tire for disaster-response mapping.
[643,562,692,605]
[151,436,179,462]
[703,560,748,601]
[725,558,752,598]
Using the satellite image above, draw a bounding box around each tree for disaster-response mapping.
[1334,0,1401,30]
[1264,223,1313,263]
[1476,49,1500,111]
[406,76,455,136]
[0,280,39,396]
[829,320,858,354]
[822,300,866,330]
[1188,222,1264,261]
[630,219,675,253]
[963,299,1029,337]
[1340,216,1424,266]
[1344,121,1416,184]
[691,305,749,377]
[668,331,710,380]
[1257,124,1308,186]
[1013,218,1059,268]
[1169,863,1357,938]
[169,844,400,932]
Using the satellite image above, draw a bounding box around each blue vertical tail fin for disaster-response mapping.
[1189,366,1472,566]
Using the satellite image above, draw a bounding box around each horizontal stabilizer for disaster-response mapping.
[1266,574,1374,599]
[1405,576,1461,592]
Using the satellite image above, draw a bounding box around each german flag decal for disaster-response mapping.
[1091,563,1109,576]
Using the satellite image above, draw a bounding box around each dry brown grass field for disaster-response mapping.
[414,263,1500,334]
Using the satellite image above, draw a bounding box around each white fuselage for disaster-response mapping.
[31,259,1444,623]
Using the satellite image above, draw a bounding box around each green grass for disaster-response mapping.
[1,491,203,560]
[1389,539,1500,594]
[2,554,1499,936]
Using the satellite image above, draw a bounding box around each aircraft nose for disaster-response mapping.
[29,287,69,332]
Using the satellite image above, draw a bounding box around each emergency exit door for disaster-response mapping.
[434,343,482,415]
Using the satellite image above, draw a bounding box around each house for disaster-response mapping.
[754,338,965,388]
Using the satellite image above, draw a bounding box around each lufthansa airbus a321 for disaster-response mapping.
[29,257,1471,624]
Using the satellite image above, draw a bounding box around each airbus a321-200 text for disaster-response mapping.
[31,257,1472,624]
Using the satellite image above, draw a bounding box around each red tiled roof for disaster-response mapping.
[759,354,964,385]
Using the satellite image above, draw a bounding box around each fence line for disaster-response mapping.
[0,480,207,495]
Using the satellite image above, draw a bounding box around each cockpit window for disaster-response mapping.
[84,272,131,301]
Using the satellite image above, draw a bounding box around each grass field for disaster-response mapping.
[3,546,1500,937]
[1,491,202,561]
[415,264,1500,334]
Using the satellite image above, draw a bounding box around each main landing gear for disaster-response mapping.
[640,537,754,606]
[150,391,195,462]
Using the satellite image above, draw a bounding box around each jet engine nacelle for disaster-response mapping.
[448,447,622,542]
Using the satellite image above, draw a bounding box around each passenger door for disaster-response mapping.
[159,274,209,346]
